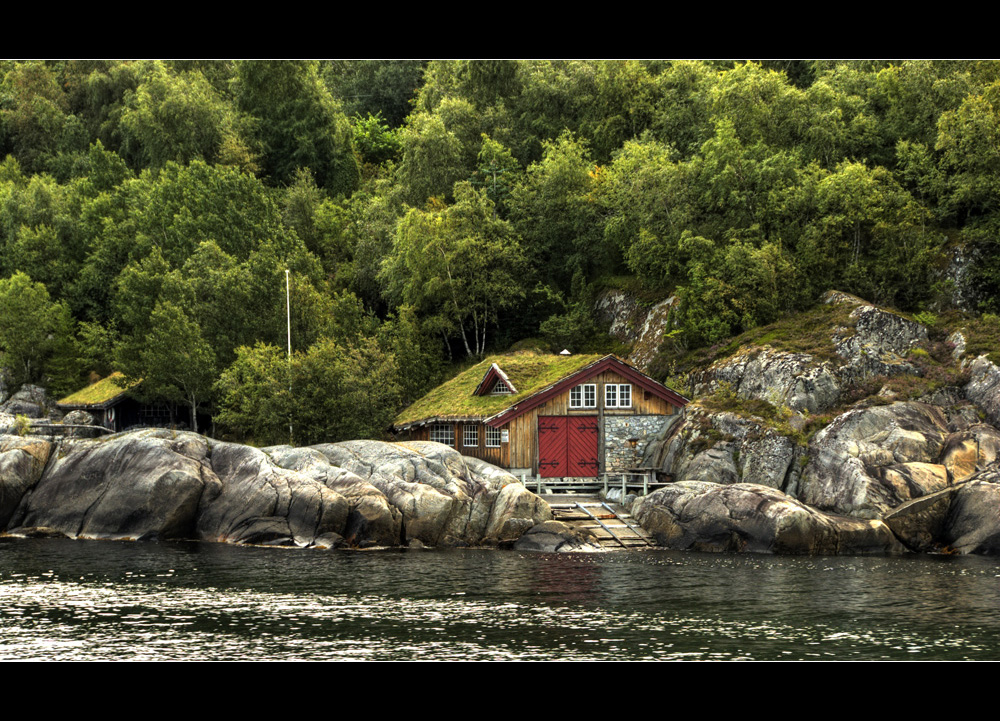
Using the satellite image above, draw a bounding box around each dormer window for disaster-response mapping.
[491,378,512,395]
[474,363,518,396]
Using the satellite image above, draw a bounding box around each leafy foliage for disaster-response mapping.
[0,271,78,390]
[381,183,526,356]
[5,59,1000,443]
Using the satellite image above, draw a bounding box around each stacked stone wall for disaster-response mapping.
[605,415,671,472]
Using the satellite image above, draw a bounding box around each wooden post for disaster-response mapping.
[598,382,606,475]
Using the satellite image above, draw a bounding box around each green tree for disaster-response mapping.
[650,60,716,158]
[120,62,251,170]
[708,61,806,149]
[117,299,216,433]
[378,305,442,407]
[381,183,526,356]
[396,111,466,205]
[351,112,402,168]
[216,335,402,446]
[235,60,359,195]
[214,342,292,445]
[0,271,76,387]
[669,234,799,347]
[0,62,68,173]
[324,60,424,128]
[509,131,609,292]
[293,336,401,444]
[805,160,932,306]
[470,134,520,218]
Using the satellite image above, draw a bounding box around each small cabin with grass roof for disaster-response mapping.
[393,352,688,478]
[56,372,205,432]
[57,373,167,432]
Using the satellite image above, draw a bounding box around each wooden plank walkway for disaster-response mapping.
[549,501,654,550]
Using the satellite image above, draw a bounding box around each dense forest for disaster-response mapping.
[2,59,999,445]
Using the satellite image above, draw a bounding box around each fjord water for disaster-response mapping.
[2,538,999,661]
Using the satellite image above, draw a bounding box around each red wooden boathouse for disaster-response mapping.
[393,352,688,478]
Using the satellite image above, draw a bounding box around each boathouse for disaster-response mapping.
[392,352,688,478]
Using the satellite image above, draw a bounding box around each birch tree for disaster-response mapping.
[381,183,526,357]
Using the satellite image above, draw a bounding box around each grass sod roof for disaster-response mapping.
[57,372,139,408]
[394,352,605,428]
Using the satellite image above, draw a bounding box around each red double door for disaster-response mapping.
[538,416,599,477]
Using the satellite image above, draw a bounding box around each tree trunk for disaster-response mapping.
[189,393,198,434]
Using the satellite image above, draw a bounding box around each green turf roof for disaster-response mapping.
[394,352,605,427]
[57,372,139,407]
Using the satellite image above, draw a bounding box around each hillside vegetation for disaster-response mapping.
[2,60,1000,443]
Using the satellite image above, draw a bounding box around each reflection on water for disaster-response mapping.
[1,538,999,660]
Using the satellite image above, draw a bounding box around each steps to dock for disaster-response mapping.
[550,501,654,549]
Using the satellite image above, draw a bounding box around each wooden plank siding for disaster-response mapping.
[405,421,509,468]
[509,370,676,473]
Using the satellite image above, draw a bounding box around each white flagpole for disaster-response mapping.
[286,269,292,444]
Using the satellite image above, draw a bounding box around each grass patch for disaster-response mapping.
[953,312,1000,365]
[14,414,30,436]
[57,372,137,407]
[694,384,811,445]
[655,301,860,381]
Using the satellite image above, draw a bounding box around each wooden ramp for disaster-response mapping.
[549,501,654,550]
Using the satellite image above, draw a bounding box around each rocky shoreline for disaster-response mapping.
[0,431,552,549]
[623,291,1000,556]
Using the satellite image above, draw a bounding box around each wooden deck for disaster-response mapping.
[515,471,672,497]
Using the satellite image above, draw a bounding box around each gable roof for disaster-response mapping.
[393,352,688,431]
[473,363,517,396]
[483,354,688,427]
[57,372,139,409]
[394,352,604,430]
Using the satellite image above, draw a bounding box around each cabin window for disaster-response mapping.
[491,378,512,395]
[463,425,479,447]
[486,426,502,447]
[570,383,596,408]
[430,424,454,445]
[605,383,632,408]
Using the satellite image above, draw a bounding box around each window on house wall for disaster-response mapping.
[463,424,479,447]
[491,379,512,394]
[570,383,597,408]
[430,424,454,445]
[486,426,502,447]
[605,383,632,408]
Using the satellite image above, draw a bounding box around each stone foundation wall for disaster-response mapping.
[605,415,672,472]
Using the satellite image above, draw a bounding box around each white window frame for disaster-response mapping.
[491,378,512,395]
[605,383,632,408]
[486,426,502,448]
[430,424,454,446]
[463,424,479,448]
[570,383,597,409]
